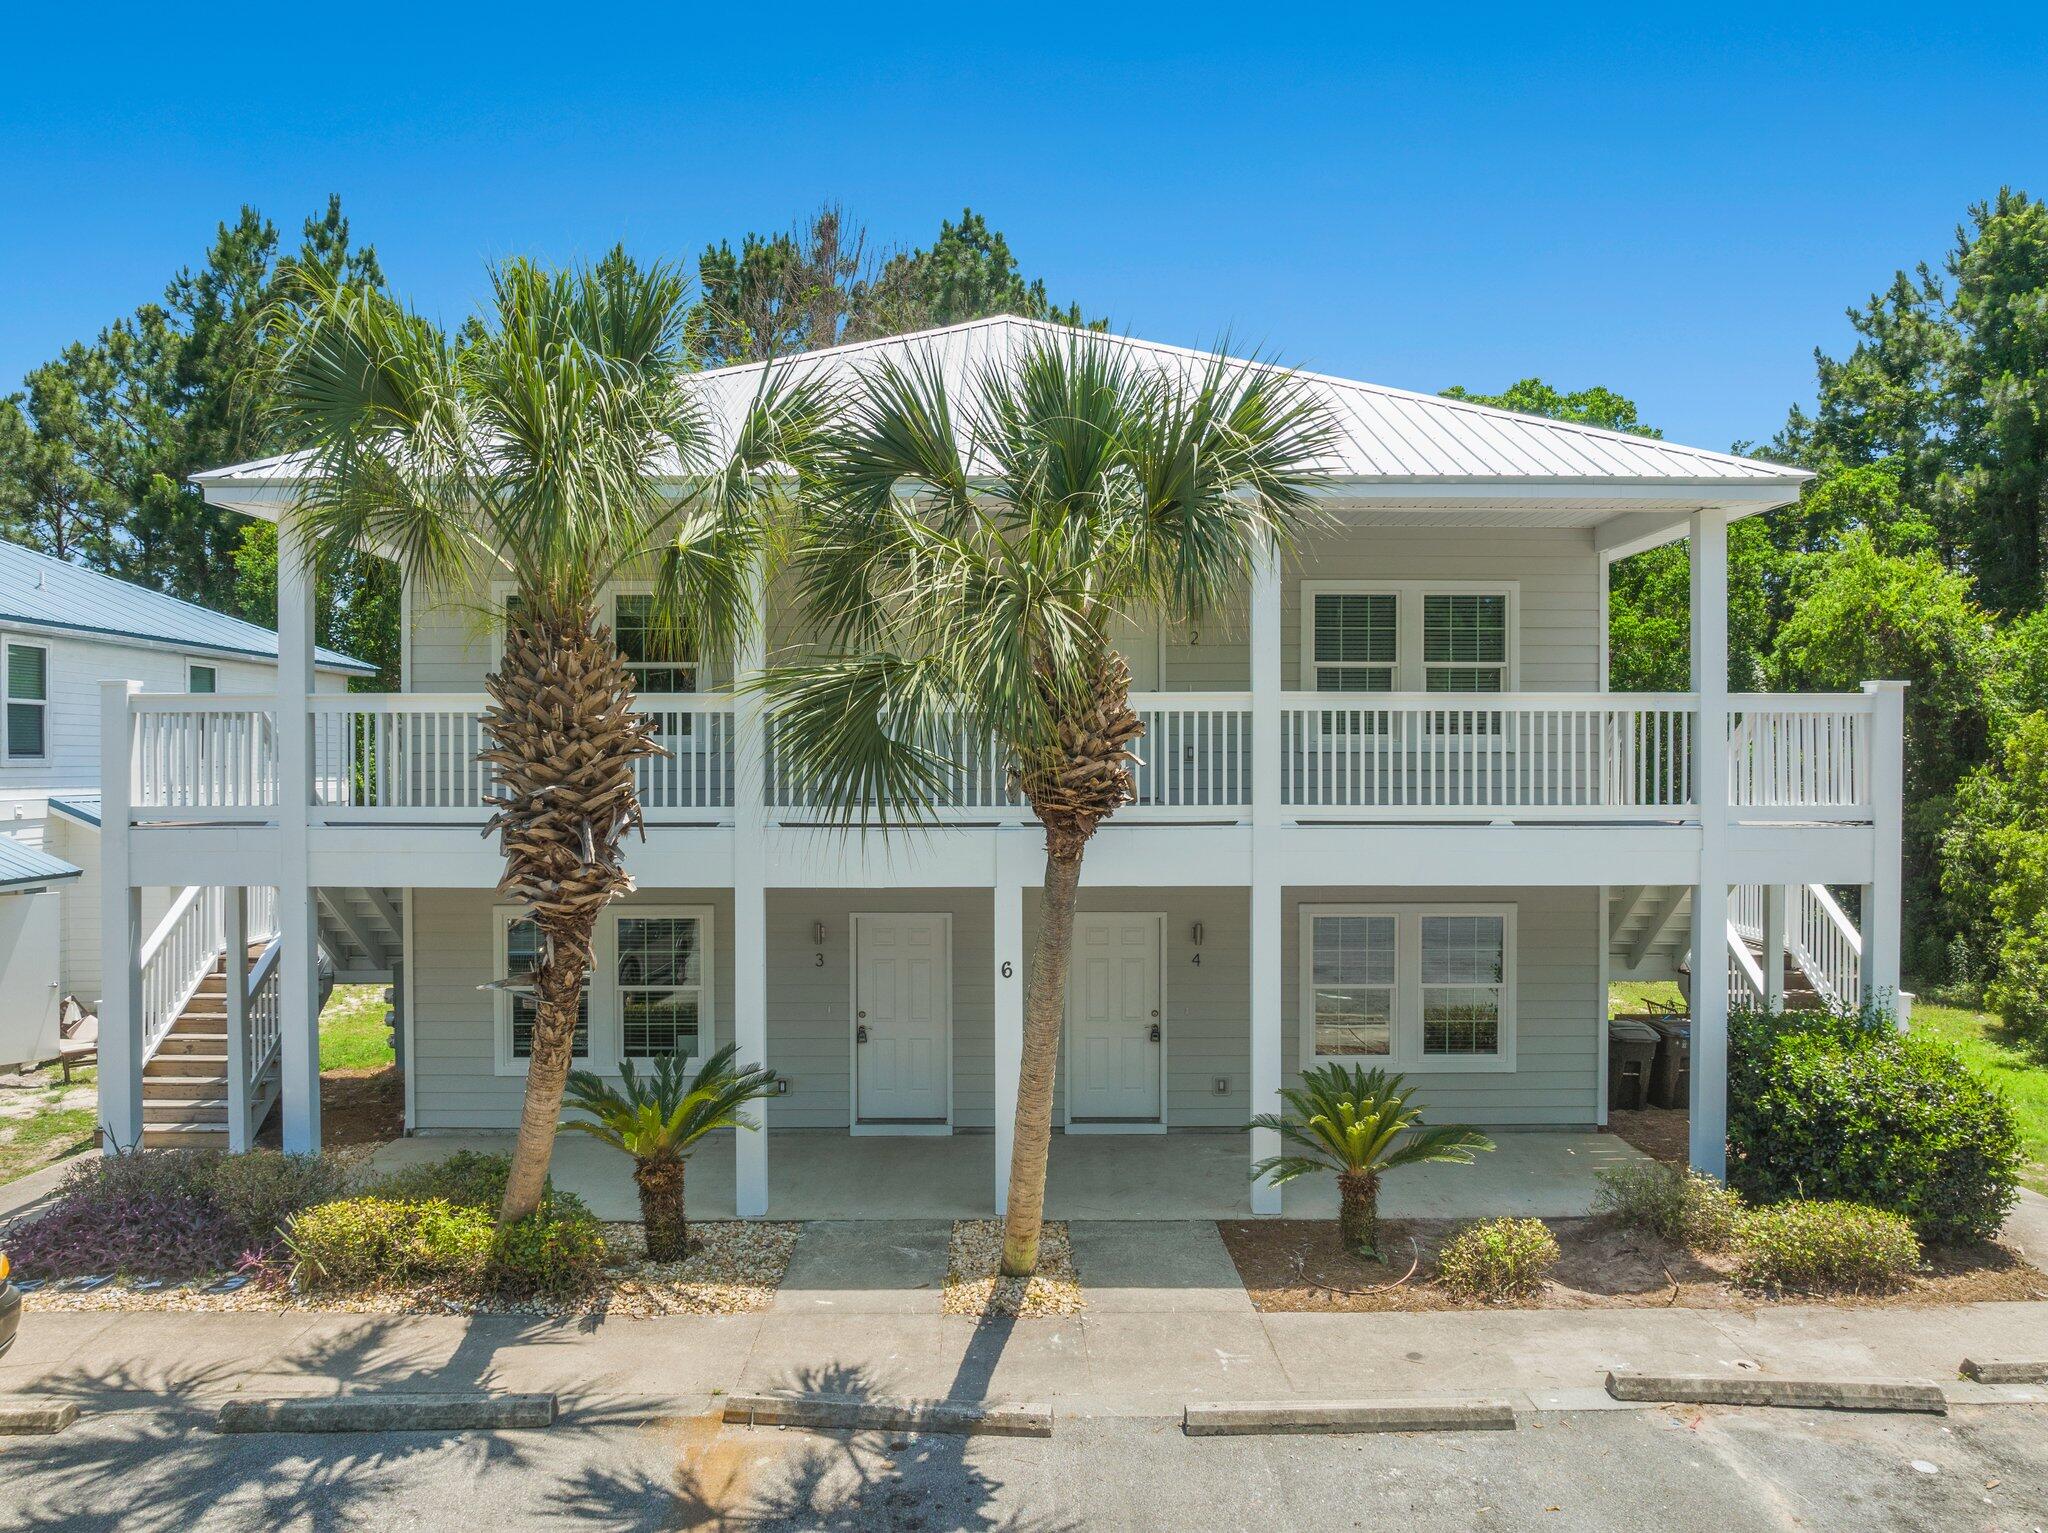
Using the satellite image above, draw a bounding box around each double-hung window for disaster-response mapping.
[4,642,48,761]
[1301,905,1514,1070]
[1309,592,1397,695]
[1422,595,1507,694]
[613,909,705,1062]
[497,912,590,1069]
[613,590,696,742]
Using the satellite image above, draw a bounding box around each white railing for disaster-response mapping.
[1130,695,1252,813]
[766,712,1021,819]
[1730,884,1766,944]
[1726,695,1873,819]
[1727,919,1769,1009]
[243,939,282,1135]
[132,697,276,817]
[139,884,224,1063]
[305,694,736,820]
[1794,882,1863,1012]
[1279,693,1696,817]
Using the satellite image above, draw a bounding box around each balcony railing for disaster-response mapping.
[121,688,1884,827]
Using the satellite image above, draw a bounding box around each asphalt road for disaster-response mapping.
[2,1403,2043,1531]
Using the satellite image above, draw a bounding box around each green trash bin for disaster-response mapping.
[1607,1020,1659,1111]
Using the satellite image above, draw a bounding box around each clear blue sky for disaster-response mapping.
[4,3,2043,453]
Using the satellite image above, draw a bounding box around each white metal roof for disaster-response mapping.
[0,541,375,675]
[193,315,1806,501]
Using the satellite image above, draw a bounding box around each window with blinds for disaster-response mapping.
[614,914,703,1060]
[503,915,590,1061]
[1311,592,1397,692]
[5,643,47,760]
[1423,594,1506,693]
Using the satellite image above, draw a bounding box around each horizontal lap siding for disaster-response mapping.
[1282,885,1600,1126]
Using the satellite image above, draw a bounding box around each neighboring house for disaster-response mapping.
[0,540,373,1079]
[107,316,1899,1207]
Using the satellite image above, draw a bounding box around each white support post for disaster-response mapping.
[1688,509,1731,1178]
[993,829,1028,1213]
[276,517,321,1153]
[1862,680,1907,1020]
[1248,551,1283,1214]
[1762,884,1788,1013]
[732,594,769,1217]
[225,887,251,1152]
[98,680,143,1153]
[1596,885,1611,1128]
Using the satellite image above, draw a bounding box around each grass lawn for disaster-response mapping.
[1611,979,1684,1013]
[320,984,395,1072]
[0,1066,98,1187]
[1909,1002,2048,1194]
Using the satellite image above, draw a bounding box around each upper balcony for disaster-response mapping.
[119,685,1887,830]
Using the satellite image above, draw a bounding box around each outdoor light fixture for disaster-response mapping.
[1191,922,1204,947]
[812,921,827,945]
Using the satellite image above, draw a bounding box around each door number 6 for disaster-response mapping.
[1000,961,1014,979]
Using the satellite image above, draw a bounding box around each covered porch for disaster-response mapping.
[367,1127,1649,1223]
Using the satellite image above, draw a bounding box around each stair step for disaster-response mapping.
[144,1100,230,1122]
[146,1054,228,1077]
[141,1128,228,1148]
[155,1036,233,1056]
[145,1078,229,1100]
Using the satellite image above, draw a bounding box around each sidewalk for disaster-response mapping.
[5,1217,2045,1422]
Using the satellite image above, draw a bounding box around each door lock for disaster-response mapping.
[856,1024,869,1045]
[1149,1023,1162,1043]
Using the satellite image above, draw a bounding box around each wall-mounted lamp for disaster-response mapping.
[812,921,827,946]
[1190,922,1204,947]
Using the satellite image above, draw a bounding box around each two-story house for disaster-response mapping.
[99,317,1902,1211]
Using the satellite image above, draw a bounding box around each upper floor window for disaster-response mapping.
[1422,595,1506,694]
[1309,592,1396,694]
[188,663,218,694]
[5,642,48,761]
[612,593,696,695]
[1302,583,1517,695]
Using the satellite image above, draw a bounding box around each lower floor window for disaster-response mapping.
[497,904,712,1072]
[615,913,703,1059]
[504,917,589,1060]
[1302,905,1514,1069]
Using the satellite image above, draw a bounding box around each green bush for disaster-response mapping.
[366,1150,514,1211]
[1437,1218,1559,1301]
[485,1194,608,1301]
[206,1151,352,1249]
[1594,1162,1744,1251]
[1727,1007,2021,1244]
[1733,1201,1920,1292]
[285,1197,495,1292]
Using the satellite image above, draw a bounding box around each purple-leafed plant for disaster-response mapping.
[4,1150,242,1279]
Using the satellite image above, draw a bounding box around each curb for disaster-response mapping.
[0,1401,78,1436]
[1961,1358,2048,1385]
[721,1393,1051,1439]
[1605,1371,1947,1414]
[1184,1399,1517,1437]
[216,1392,557,1434]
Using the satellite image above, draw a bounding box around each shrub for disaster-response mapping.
[485,1193,608,1301]
[1727,1007,2021,1244]
[1733,1201,1920,1292]
[1594,1162,1744,1251]
[207,1151,352,1249]
[1437,1218,1559,1301]
[284,1197,495,1292]
[366,1150,513,1211]
[4,1150,242,1279]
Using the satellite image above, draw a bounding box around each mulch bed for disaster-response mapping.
[1216,1216,2048,1313]
[942,1219,1084,1317]
[18,1220,803,1320]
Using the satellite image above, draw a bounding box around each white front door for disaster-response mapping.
[854,914,950,1123]
[1066,914,1163,1123]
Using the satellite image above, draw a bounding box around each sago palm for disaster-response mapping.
[1250,1064,1494,1254]
[564,1043,778,1259]
[267,253,828,1222]
[762,330,1336,1274]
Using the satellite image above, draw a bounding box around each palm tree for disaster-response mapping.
[563,1043,778,1259]
[1249,1064,1495,1254]
[267,252,828,1223]
[761,330,1336,1274]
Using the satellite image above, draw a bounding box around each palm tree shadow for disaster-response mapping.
[547,1318,1080,1531]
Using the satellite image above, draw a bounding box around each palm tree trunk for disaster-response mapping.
[502,961,592,1221]
[1337,1169,1381,1254]
[1001,847,1085,1276]
[635,1156,689,1261]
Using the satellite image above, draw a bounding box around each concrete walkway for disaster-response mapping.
[368,1129,1647,1220]
[5,1218,2044,1421]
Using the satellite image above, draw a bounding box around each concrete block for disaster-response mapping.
[216,1392,556,1433]
[1960,1358,2048,1384]
[721,1392,1051,1439]
[0,1401,78,1435]
[1604,1371,1946,1414]
[1183,1398,1517,1436]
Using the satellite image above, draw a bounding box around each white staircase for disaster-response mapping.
[1609,883,1868,1017]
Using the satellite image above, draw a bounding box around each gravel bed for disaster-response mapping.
[18,1221,802,1320]
[942,1218,1083,1318]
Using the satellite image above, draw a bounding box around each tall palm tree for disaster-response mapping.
[267,253,828,1222]
[762,331,1336,1274]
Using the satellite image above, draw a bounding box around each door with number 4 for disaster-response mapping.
[852,914,951,1129]
[1065,913,1165,1129]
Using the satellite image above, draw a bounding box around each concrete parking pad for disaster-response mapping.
[770,1221,950,1314]
[1065,1220,1253,1313]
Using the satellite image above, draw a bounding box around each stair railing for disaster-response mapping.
[139,885,224,1064]
[1726,919,1769,1010]
[1791,883,1862,1012]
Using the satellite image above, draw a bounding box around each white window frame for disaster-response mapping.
[1299,580,1520,694]
[493,905,597,1076]
[609,583,699,697]
[1299,903,1517,1073]
[188,662,219,694]
[492,903,716,1076]
[3,639,49,763]
[608,903,713,1070]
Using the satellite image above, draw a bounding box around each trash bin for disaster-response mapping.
[1646,1017,1692,1109]
[1607,1020,1660,1111]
